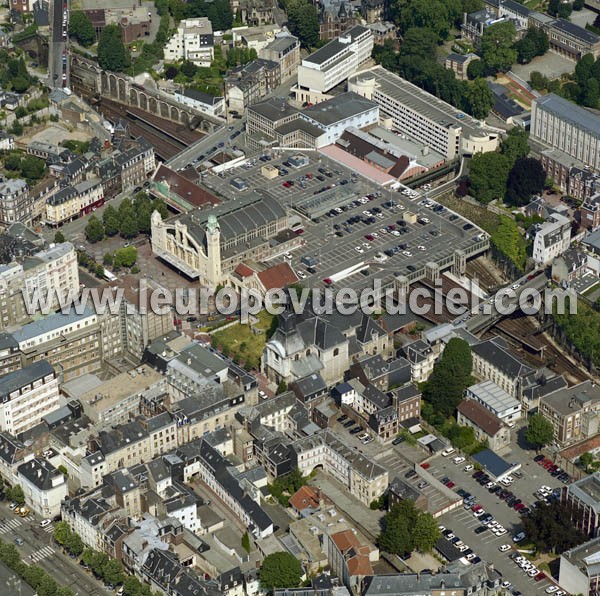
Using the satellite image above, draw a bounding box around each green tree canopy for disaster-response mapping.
[114,246,137,268]
[506,157,546,206]
[463,77,493,119]
[286,0,319,48]
[413,512,441,552]
[259,552,303,590]
[68,11,96,46]
[523,501,584,553]
[515,27,549,64]
[97,24,131,72]
[526,414,555,449]
[84,215,105,243]
[102,204,120,236]
[481,21,517,73]
[54,231,65,243]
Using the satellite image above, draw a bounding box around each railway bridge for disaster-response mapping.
[70,55,224,133]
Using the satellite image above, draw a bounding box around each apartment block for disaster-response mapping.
[164,18,214,66]
[0,242,79,331]
[17,457,67,518]
[45,178,105,226]
[258,35,300,82]
[0,179,32,228]
[348,66,500,160]
[532,93,600,171]
[291,430,388,506]
[11,306,102,381]
[560,536,600,596]
[296,25,373,101]
[0,360,59,436]
[539,381,600,446]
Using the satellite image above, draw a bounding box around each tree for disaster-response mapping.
[206,0,233,30]
[501,126,529,164]
[515,27,549,64]
[574,0,584,9]
[583,78,600,108]
[113,246,137,268]
[259,552,303,590]
[422,338,472,420]
[394,0,454,39]
[463,78,493,119]
[468,152,510,204]
[481,21,517,73]
[506,157,546,205]
[53,521,72,546]
[101,559,124,585]
[286,0,319,48]
[103,252,114,266]
[530,71,548,90]
[20,155,46,181]
[580,452,594,472]
[523,501,585,553]
[241,531,251,553]
[68,11,96,46]
[548,0,572,18]
[526,414,555,449]
[379,510,414,555]
[467,58,485,80]
[97,25,130,72]
[276,380,287,395]
[65,532,84,557]
[84,216,104,243]
[57,465,68,477]
[413,513,440,552]
[102,205,120,236]
[400,27,439,59]
[54,231,65,243]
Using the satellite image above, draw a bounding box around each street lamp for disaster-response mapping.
[6,575,21,596]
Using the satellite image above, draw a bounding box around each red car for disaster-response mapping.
[365,234,374,241]
[421,463,430,470]
[282,181,291,188]
[446,481,455,489]
[306,173,313,179]
[323,278,333,285]
[471,504,482,512]
[514,503,525,512]
[544,460,554,469]
[294,228,304,235]
[534,572,546,582]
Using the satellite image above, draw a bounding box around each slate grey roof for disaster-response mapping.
[18,458,63,490]
[472,338,534,379]
[0,361,55,400]
[535,93,600,139]
[302,92,377,127]
[552,17,600,44]
[181,192,286,246]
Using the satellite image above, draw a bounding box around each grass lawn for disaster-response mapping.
[211,310,275,371]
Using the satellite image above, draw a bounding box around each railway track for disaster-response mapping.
[96,99,202,161]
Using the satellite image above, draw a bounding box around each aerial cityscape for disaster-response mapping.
[0,0,599,594]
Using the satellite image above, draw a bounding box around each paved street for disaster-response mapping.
[49,0,68,88]
[0,502,110,595]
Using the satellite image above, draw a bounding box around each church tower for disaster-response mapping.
[205,214,222,287]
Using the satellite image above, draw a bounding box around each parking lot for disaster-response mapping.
[202,150,487,293]
[425,450,569,595]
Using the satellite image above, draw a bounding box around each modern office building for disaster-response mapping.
[348,66,500,160]
[531,93,600,171]
[296,25,373,101]
[563,472,600,538]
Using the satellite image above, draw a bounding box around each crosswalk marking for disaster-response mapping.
[0,518,21,533]
[29,545,54,563]
[42,524,55,533]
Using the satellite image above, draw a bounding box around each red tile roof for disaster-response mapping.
[257,262,297,291]
[457,399,503,437]
[331,530,373,576]
[288,485,320,513]
[234,263,255,278]
[154,165,221,209]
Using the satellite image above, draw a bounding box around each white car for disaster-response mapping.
[40,519,52,528]
[464,464,474,472]
[402,250,413,257]
[441,447,455,457]
[485,482,496,489]
[495,527,507,536]
[502,581,512,589]
[528,568,539,577]
[296,270,307,279]
[417,245,426,251]
[445,533,455,540]
[465,552,476,561]
[453,456,465,464]
[511,283,520,290]
[438,525,446,532]
[545,587,559,594]
[499,544,511,552]
[457,544,468,552]
[355,246,364,253]
[391,230,401,236]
